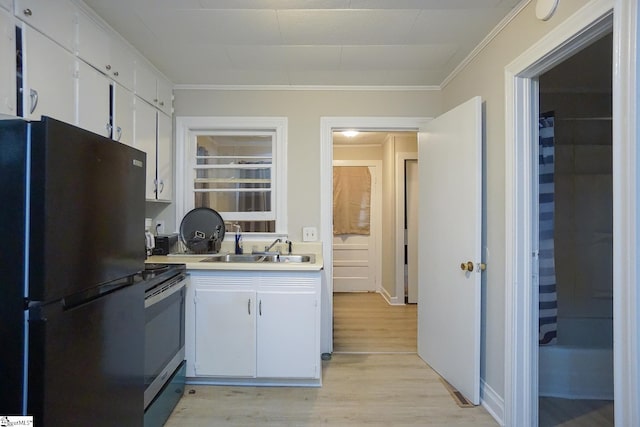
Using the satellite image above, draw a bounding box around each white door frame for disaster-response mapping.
[332,160,383,293]
[320,117,430,354]
[395,153,418,304]
[504,0,640,426]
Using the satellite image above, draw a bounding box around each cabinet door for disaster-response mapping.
[135,59,157,105]
[22,26,75,123]
[0,0,11,12]
[156,111,172,201]
[0,8,16,116]
[15,0,76,51]
[257,291,318,378]
[156,76,172,115]
[113,84,134,146]
[110,38,134,91]
[194,288,256,377]
[76,61,110,137]
[76,12,112,76]
[134,99,157,199]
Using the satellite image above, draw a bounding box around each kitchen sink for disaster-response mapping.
[200,254,315,263]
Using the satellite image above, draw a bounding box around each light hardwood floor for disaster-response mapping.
[333,292,417,353]
[166,292,498,426]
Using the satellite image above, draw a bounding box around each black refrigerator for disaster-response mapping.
[0,117,146,426]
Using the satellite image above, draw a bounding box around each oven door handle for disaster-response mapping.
[145,276,187,308]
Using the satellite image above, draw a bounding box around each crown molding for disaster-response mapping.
[440,0,533,89]
[173,84,441,92]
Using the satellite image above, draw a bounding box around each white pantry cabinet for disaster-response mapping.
[75,60,110,137]
[14,0,76,51]
[21,25,75,124]
[0,8,16,116]
[187,270,321,384]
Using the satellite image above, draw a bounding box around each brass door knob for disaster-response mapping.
[460,261,474,272]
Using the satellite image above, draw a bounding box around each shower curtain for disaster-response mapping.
[539,112,558,345]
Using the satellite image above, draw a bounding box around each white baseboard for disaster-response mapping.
[379,287,403,305]
[481,378,505,426]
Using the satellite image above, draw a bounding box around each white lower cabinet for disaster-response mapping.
[194,287,256,377]
[187,270,321,384]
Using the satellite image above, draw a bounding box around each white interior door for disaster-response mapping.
[333,162,381,292]
[417,96,483,404]
[406,160,419,303]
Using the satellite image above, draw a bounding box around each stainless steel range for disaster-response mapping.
[142,263,188,426]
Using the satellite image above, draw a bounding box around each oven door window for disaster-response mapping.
[145,286,185,388]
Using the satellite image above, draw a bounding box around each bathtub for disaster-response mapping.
[539,344,614,400]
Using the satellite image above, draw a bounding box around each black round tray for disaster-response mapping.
[179,207,225,253]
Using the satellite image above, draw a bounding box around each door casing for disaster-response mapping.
[504,0,640,425]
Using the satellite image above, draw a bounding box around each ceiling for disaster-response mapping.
[82,0,522,87]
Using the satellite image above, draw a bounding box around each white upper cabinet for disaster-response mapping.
[75,60,111,138]
[0,0,11,12]
[113,84,135,146]
[0,8,16,116]
[134,98,158,200]
[77,11,134,91]
[135,59,172,116]
[22,25,75,124]
[14,0,77,51]
[156,111,173,201]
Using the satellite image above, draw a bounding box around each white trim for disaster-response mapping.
[481,378,505,427]
[612,0,640,424]
[174,116,288,236]
[332,160,383,294]
[395,152,418,305]
[504,1,627,426]
[173,84,440,92]
[440,0,532,89]
[319,117,430,354]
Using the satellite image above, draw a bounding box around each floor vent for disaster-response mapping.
[439,378,476,408]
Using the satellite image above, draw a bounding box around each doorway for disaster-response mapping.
[503,1,640,424]
[319,117,429,355]
[536,33,614,426]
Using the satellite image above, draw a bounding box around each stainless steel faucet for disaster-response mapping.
[264,238,282,253]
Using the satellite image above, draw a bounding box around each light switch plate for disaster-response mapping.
[302,226,317,242]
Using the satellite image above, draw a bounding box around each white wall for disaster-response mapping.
[173,89,442,241]
[441,0,598,399]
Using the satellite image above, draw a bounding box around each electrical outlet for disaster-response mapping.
[155,220,165,235]
[302,226,317,242]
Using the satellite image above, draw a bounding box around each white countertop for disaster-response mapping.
[146,242,323,272]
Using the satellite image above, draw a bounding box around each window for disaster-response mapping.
[176,117,287,236]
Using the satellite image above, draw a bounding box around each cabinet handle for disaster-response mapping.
[158,180,164,194]
[153,98,158,103]
[23,8,32,16]
[29,89,38,114]
[113,71,119,77]
[116,126,122,141]
[106,123,112,137]
[247,299,251,315]
[259,300,262,316]
[159,101,165,106]
[105,64,111,70]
